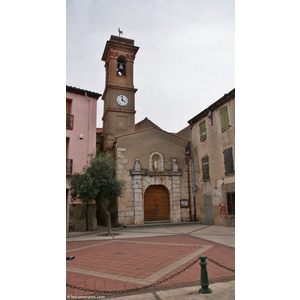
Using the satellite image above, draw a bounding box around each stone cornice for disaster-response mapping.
[102,108,136,121]
[102,85,138,100]
[130,170,183,177]
[101,37,139,62]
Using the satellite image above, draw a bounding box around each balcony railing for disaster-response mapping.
[66,159,73,175]
[66,114,74,129]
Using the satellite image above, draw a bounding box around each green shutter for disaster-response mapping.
[199,120,207,141]
[220,106,230,132]
[202,155,210,181]
[223,147,234,175]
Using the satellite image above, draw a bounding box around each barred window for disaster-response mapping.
[202,155,210,181]
[223,147,234,175]
[199,120,207,141]
[219,106,230,132]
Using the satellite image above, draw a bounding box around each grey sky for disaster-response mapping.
[66,0,234,133]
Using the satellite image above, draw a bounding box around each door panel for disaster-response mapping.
[204,194,213,225]
[144,185,169,221]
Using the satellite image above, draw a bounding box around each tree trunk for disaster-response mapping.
[100,202,113,236]
[85,202,89,231]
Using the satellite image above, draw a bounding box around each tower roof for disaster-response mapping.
[101,35,139,62]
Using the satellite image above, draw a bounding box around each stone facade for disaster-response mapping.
[114,128,193,226]
[98,35,199,227]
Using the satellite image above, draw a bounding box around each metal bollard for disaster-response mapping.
[199,255,212,294]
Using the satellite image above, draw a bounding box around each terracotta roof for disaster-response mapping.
[135,117,162,130]
[66,85,102,99]
[116,127,155,138]
[116,126,189,142]
[175,125,190,135]
[188,88,235,125]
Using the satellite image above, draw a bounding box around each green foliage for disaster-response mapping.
[68,153,125,205]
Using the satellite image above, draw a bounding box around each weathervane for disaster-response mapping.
[118,28,123,37]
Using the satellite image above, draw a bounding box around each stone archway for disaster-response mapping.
[130,167,183,225]
[144,185,169,222]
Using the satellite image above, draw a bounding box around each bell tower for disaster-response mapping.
[101,35,139,154]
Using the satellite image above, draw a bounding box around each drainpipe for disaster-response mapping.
[84,92,92,231]
[84,92,91,156]
[186,151,192,222]
[189,122,197,221]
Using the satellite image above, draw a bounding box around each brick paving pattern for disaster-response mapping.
[66,233,235,298]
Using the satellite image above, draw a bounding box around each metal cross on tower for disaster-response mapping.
[118,28,123,37]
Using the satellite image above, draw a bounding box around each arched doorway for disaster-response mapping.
[144,185,169,222]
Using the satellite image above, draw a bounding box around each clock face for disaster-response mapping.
[116,95,129,106]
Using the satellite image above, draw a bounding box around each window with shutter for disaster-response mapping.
[223,147,234,175]
[199,120,207,141]
[219,106,230,132]
[66,99,74,129]
[202,155,210,181]
[227,192,235,214]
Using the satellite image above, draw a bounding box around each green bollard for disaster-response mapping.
[199,255,212,294]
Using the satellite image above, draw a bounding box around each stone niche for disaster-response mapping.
[149,152,164,171]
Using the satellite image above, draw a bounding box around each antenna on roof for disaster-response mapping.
[118,28,123,37]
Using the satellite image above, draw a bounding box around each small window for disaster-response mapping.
[227,192,235,214]
[202,155,210,181]
[66,99,74,129]
[199,120,207,141]
[66,99,72,114]
[223,147,234,175]
[219,106,230,132]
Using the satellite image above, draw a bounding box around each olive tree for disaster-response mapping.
[68,153,124,235]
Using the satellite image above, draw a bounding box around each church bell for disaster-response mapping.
[118,63,124,71]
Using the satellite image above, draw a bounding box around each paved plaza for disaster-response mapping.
[66,224,235,299]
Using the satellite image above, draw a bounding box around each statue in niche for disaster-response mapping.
[172,158,178,171]
[134,157,141,170]
[153,157,158,171]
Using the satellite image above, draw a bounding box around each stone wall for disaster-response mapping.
[116,148,134,225]
[116,147,192,225]
[68,203,97,232]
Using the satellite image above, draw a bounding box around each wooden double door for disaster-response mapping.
[144,185,169,222]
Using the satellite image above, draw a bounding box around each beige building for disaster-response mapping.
[100,35,195,226]
[188,89,235,227]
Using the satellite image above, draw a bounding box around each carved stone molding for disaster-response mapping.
[126,54,135,61]
[108,51,118,58]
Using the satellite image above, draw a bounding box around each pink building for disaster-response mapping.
[66,86,101,232]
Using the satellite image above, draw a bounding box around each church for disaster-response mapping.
[67,34,235,231]
[98,35,194,226]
